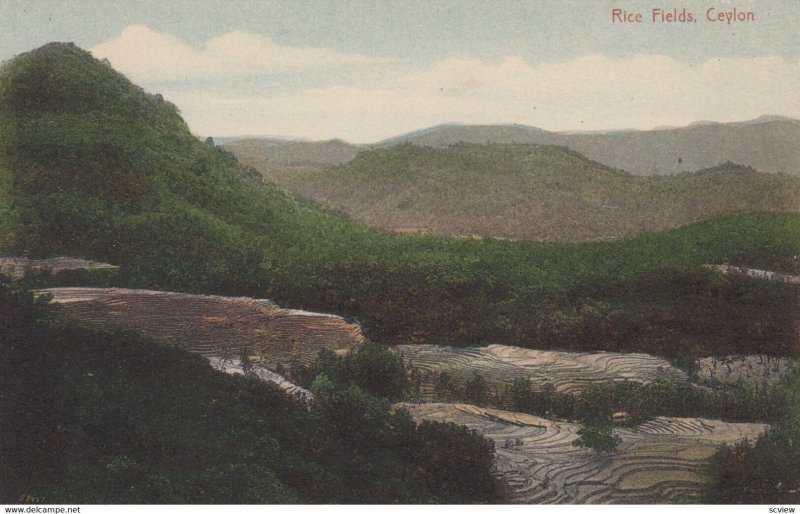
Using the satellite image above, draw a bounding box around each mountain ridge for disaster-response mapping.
[257,143,800,242]
[225,115,800,177]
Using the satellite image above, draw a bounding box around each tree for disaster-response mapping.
[509,377,532,412]
[309,344,409,401]
[463,372,489,406]
[433,371,455,401]
[573,424,621,453]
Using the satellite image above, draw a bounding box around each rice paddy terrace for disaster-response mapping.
[706,264,800,285]
[38,287,777,504]
[40,287,365,368]
[401,402,768,504]
[397,344,688,398]
[0,256,119,279]
[209,356,315,404]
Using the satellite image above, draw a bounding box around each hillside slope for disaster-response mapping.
[273,144,800,242]
[0,43,798,356]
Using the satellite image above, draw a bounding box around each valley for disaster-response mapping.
[0,42,798,504]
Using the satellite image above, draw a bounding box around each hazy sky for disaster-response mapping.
[2,0,799,142]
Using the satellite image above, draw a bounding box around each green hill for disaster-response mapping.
[270,143,800,242]
[0,43,798,357]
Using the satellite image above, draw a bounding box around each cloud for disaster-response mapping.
[90,25,393,82]
[165,54,800,142]
[91,27,800,142]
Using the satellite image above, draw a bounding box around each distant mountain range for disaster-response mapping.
[223,116,800,176]
[223,138,362,181]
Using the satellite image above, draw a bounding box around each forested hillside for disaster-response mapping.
[268,143,800,242]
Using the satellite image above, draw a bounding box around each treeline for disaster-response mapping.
[0,278,498,503]
[705,367,800,503]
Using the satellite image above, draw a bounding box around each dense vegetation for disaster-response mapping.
[0,43,798,359]
[0,278,497,503]
[290,344,410,401]
[250,143,800,242]
[706,367,800,503]
[420,367,795,461]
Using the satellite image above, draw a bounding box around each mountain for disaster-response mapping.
[0,43,798,358]
[223,138,363,181]
[270,143,800,242]
[375,123,550,147]
[563,118,800,176]
[373,118,800,176]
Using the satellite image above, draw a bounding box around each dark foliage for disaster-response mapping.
[573,425,621,453]
[705,368,800,503]
[429,370,788,428]
[302,344,409,401]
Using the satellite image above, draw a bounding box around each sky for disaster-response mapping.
[1,0,799,142]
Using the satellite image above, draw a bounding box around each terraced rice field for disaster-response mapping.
[402,403,767,504]
[706,264,800,285]
[209,357,315,404]
[0,256,118,279]
[41,287,365,369]
[397,344,688,397]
